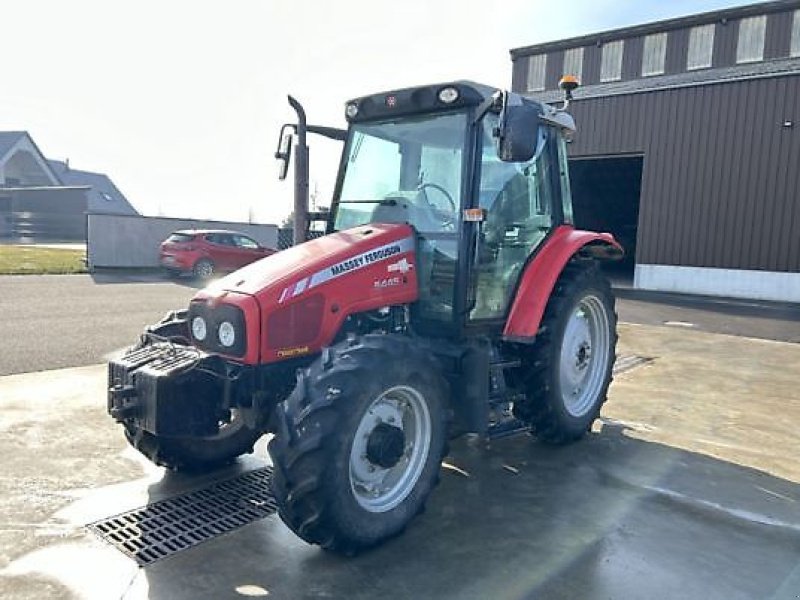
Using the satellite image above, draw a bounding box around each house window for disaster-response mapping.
[736,15,767,63]
[600,40,624,82]
[687,24,715,70]
[563,47,584,81]
[642,32,668,76]
[791,10,800,57]
[527,54,547,92]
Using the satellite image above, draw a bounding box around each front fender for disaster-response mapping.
[503,225,622,342]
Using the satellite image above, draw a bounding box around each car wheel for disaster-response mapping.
[193,259,215,280]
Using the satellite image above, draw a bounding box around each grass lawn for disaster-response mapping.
[0,246,87,275]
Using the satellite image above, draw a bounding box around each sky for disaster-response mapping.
[0,0,764,225]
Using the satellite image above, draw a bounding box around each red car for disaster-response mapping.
[159,229,277,279]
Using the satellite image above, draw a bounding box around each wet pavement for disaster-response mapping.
[1,322,799,599]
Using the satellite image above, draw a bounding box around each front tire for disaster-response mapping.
[269,334,448,554]
[512,262,617,444]
[124,412,262,471]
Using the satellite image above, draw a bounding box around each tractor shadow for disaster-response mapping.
[138,423,800,600]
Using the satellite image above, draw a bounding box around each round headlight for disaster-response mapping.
[191,316,207,341]
[345,103,359,118]
[438,87,459,104]
[218,321,236,347]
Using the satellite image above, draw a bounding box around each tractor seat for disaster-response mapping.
[370,194,415,225]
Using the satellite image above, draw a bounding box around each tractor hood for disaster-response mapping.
[204,223,416,298]
[195,223,419,363]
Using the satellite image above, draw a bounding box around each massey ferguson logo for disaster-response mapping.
[279,236,415,303]
[387,258,413,274]
[330,244,403,276]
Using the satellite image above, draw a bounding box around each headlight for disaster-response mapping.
[218,321,236,347]
[192,316,207,341]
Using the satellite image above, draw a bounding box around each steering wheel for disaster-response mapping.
[416,182,457,232]
[417,182,456,213]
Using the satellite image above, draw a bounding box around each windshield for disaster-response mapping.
[333,111,467,233]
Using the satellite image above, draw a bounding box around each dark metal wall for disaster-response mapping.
[512,2,800,91]
[0,188,88,242]
[563,75,800,272]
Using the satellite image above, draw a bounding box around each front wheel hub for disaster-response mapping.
[349,385,432,513]
[366,423,406,469]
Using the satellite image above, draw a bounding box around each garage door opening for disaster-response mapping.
[569,155,643,281]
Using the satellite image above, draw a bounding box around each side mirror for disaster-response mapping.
[275,131,293,181]
[496,93,540,162]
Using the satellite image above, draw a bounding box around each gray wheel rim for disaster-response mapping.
[196,261,213,278]
[558,294,611,417]
[349,385,432,513]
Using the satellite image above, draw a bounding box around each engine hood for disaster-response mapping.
[202,223,416,298]
[191,223,419,364]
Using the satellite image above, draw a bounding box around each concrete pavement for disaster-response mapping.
[0,274,197,376]
[2,272,798,376]
[1,323,799,599]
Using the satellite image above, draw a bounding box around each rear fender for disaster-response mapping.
[503,225,622,342]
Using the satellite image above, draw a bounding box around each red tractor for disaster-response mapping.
[108,79,622,554]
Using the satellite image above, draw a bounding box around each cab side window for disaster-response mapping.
[470,115,559,320]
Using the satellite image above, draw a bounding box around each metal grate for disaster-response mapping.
[88,467,277,566]
[614,354,654,375]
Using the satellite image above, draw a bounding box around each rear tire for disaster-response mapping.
[269,334,448,554]
[512,262,617,444]
[193,258,215,280]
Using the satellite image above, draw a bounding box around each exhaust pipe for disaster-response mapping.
[287,95,309,246]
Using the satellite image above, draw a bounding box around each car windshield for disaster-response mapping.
[333,111,467,233]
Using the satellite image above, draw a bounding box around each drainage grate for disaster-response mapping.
[614,354,655,375]
[88,467,276,566]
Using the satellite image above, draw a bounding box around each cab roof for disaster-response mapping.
[344,80,545,123]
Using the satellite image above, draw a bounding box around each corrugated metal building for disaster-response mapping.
[511,0,800,302]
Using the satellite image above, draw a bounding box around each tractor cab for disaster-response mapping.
[281,81,580,337]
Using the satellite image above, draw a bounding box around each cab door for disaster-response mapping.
[468,118,561,322]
